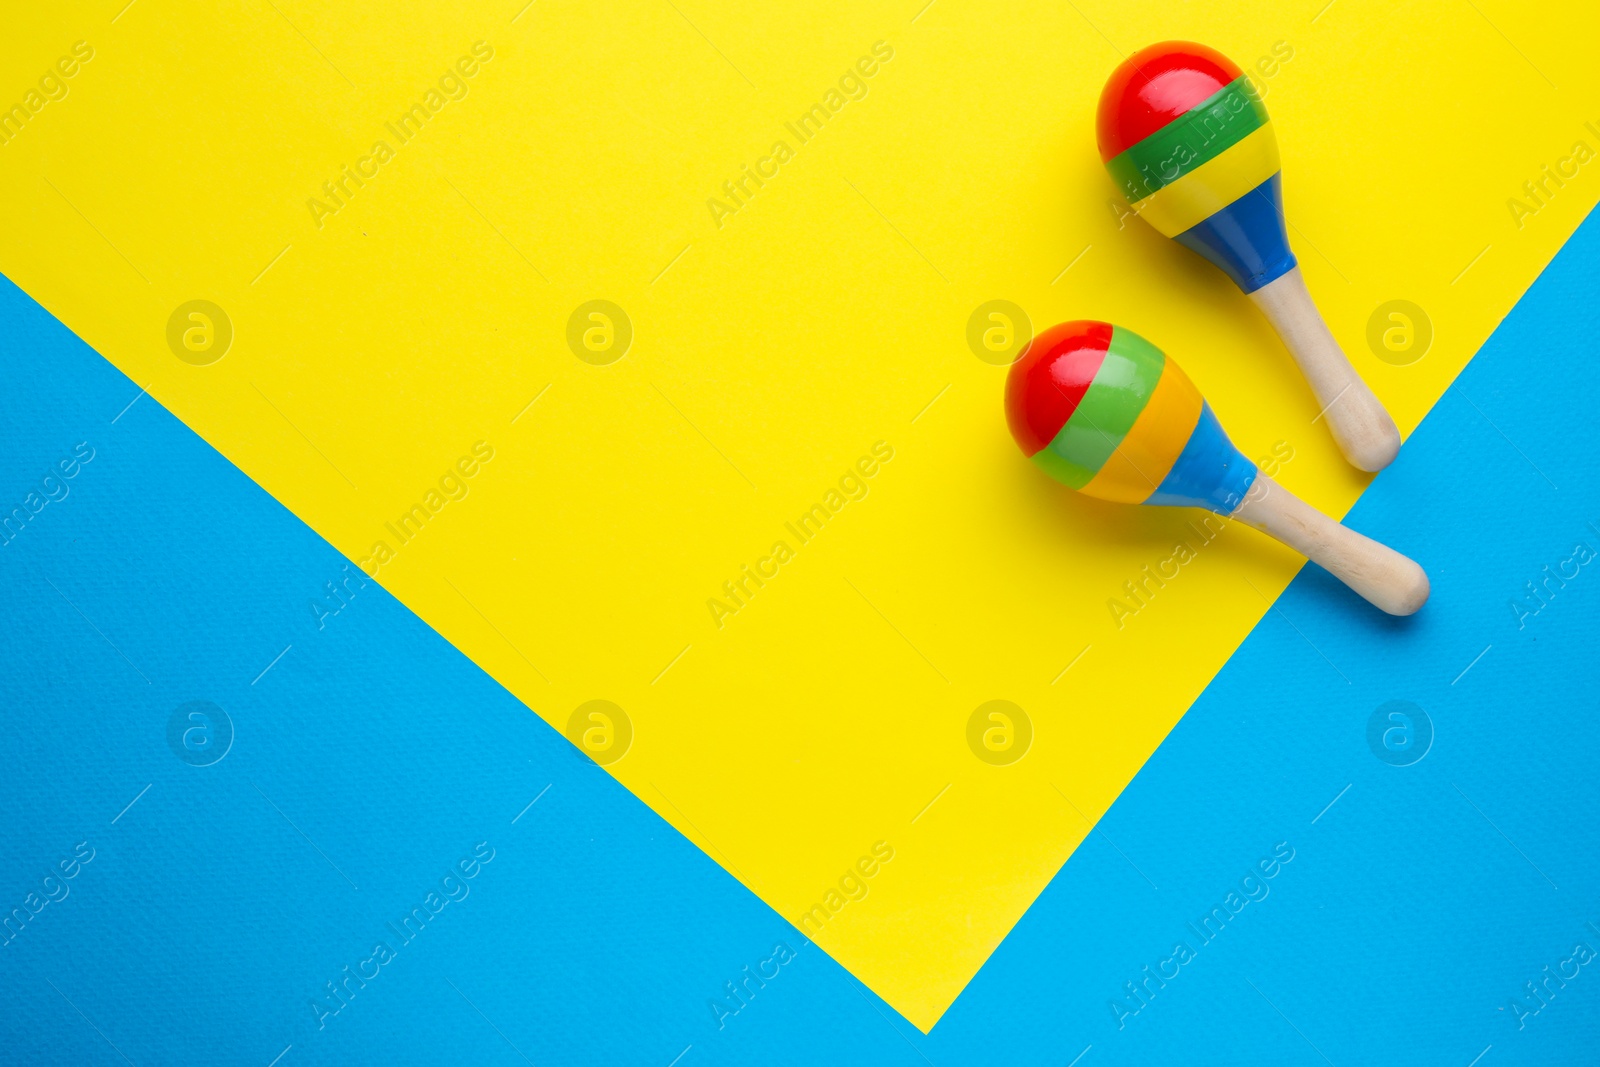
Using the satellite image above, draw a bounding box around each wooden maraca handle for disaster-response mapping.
[1249,267,1401,472]
[1232,472,1429,615]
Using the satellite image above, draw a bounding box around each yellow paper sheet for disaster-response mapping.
[2,0,1596,1028]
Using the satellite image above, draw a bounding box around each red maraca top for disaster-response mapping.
[1096,41,1244,161]
[1003,320,1113,457]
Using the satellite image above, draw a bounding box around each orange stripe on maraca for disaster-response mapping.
[1079,349,1203,503]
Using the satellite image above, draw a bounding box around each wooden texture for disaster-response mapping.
[1233,472,1428,615]
[1251,267,1402,471]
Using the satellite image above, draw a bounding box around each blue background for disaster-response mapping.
[2,208,1597,1065]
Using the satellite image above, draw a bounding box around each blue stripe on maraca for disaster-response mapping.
[1144,401,1258,514]
[1171,173,1296,293]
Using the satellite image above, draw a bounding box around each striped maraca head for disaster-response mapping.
[1005,321,1257,514]
[1098,42,1295,294]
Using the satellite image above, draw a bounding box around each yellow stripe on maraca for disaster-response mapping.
[1079,352,1204,503]
[1129,123,1282,238]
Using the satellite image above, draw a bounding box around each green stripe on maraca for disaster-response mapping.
[1104,75,1268,203]
[1032,327,1168,488]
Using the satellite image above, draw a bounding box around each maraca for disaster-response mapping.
[1006,321,1428,615]
[1097,42,1401,473]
